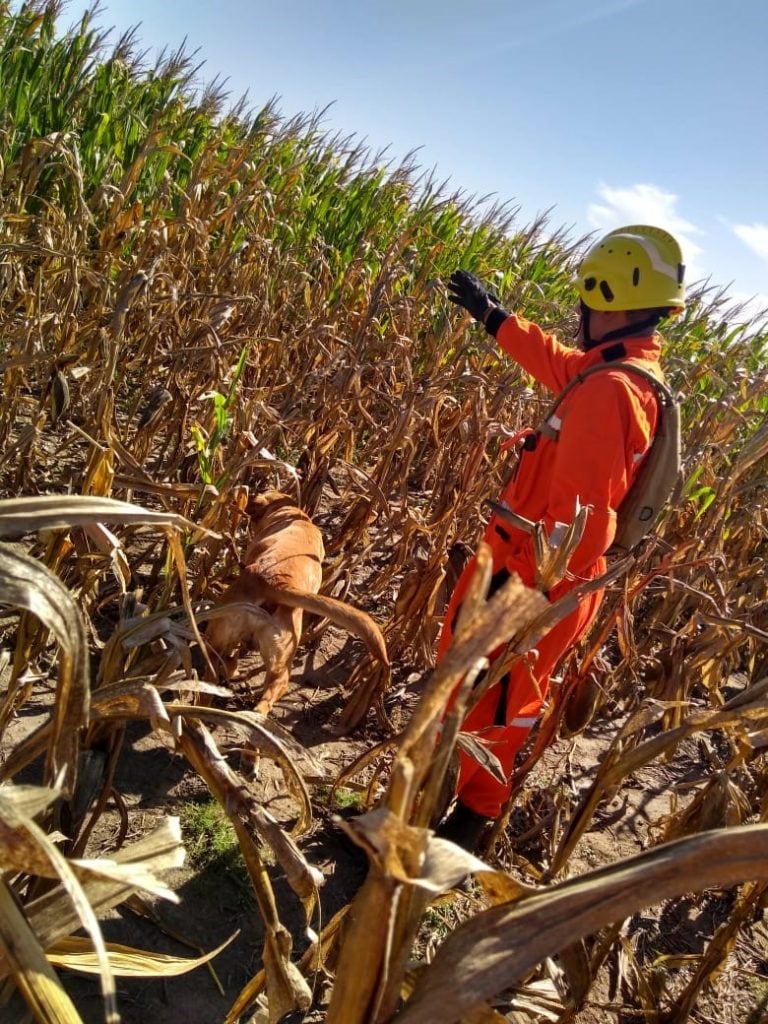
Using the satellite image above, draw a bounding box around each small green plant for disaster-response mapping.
[319,785,366,813]
[180,798,242,870]
[332,787,365,812]
[191,342,250,487]
[421,905,452,945]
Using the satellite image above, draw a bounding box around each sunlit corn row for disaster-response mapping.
[1,4,768,1022]
[0,3,764,722]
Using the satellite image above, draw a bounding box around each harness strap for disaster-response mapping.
[535,361,675,443]
[488,363,674,547]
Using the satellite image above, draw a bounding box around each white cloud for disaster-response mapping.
[587,182,705,280]
[732,222,768,264]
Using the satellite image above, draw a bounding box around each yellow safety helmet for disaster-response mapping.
[576,225,685,312]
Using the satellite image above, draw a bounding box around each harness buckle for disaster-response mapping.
[483,499,537,535]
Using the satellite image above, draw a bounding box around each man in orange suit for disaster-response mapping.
[437,225,686,851]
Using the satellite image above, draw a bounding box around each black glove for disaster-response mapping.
[446,270,500,322]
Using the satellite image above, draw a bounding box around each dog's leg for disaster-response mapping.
[254,607,302,716]
[205,600,275,684]
[255,671,291,717]
[202,616,243,707]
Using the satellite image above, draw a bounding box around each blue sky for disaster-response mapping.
[65,0,767,318]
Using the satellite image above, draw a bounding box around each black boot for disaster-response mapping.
[436,801,493,853]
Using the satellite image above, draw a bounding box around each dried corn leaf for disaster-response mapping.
[46,932,234,977]
[118,614,195,649]
[0,494,214,539]
[262,926,313,1023]
[50,369,70,425]
[401,548,549,765]
[505,977,565,1021]
[0,544,88,792]
[113,474,219,503]
[69,858,181,905]
[22,817,186,952]
[327,552,550,1023]
[474,870,536,907]
[327,811,536,1024]
[160,529,214,677]
[0,879,87,1024]
[109,271,148,344]
[81,444,115,498]
[0,781,59,820]
[0,790,118,1020]
[225,905,351,1024]
[332,735,400,796]
[82,522,131,592]
[661,771,750,841]
[455,732,506,785]
[555,939,592,1010]
[394,824,768,1024]
[92,678,174,724]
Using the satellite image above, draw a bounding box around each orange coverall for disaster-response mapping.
[438,315,663,817]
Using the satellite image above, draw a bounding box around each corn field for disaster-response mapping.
[1,3,768,1022]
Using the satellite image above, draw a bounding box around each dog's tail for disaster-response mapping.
[257,583,389,666]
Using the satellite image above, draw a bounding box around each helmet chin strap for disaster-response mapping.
[579,302,661,349]
[578,303,598,349]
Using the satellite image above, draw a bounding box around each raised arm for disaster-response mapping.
[447,270,582,393]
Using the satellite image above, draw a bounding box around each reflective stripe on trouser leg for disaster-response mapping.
[455,582,605,819]
[455,716,542,819]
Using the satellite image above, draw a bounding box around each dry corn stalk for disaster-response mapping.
[0,7,767,1020]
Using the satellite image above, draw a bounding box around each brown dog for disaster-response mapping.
[205,490,389,715]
